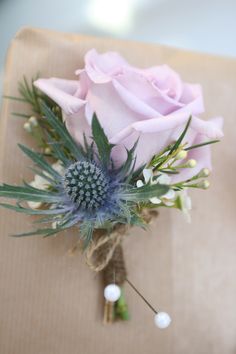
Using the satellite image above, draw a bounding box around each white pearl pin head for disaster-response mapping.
[104,284,121,302]
[154,312,172,329]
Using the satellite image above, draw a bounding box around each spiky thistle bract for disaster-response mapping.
[0,102,169,245]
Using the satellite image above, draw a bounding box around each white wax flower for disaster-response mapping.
[51,160,65,175]
[27,201,43,210]
[137,169,176,206]
[27,160,65,209]
[28,116,38,127]
[27,176,50,209]
[177,190,192,223]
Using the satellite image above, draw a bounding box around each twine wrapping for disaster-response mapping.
[85,224,128,272]
[85,209,159,275]
[102,244,127,286]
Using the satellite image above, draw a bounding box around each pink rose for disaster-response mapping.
[34,49,223,182]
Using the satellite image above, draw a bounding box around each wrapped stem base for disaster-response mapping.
[85,209,159,323]
[103,244,128,323]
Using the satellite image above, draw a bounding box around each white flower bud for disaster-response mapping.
[186,159,197,168]
[44,147,51,155]
[23,122,32,133]
[175,150,187,160]
[28,116,38,127]
[136,180,144,188]
[198,168,210,178]
[198,180,210,189]
[52,161,65,175]
[27,201,42,209]
[52,221,58,229]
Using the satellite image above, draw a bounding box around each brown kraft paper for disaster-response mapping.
[0,27,235,354]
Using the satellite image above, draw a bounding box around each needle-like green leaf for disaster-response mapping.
[41,102,85,160]
[91,113,114,167]
[117,139,139,180]
[185,139,219,151]
[12,227,64,237]
[18,143,61,179]
[0,184,62,202]
[168,116,192,155]
[122,183,169,202]
[0,202,68,215]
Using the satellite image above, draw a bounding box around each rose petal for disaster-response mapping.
[34,78,86,115]
[110,113,223,179]
[180,83,205,114]
[113,78,161,118]
[84,82,146,138]
[65,107,91,146]
[144,65,184,101]
[76,49,130,83]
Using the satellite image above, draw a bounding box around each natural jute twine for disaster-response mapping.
[85,209,159,276]
[85,224,128,273]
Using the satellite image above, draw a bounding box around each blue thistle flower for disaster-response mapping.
[0,103,169,245]
[60,158,127,228]
[63,161,109,210]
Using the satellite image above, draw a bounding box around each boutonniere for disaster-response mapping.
[1,49,223,327]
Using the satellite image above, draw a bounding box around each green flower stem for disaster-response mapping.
[152,143,187,172]
[115,288,130,321]
[31,126,46,147]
